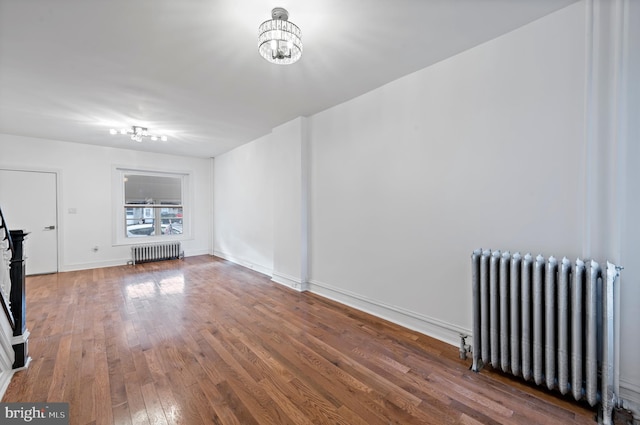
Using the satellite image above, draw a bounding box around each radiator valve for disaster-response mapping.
[459,334,471,360]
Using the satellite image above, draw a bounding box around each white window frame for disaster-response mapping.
[112,166,192,246]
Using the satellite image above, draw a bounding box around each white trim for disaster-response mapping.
[111,165,193,246]
[213,258,467,346]
[0,368,14,400]
[0,337,13,369]
[185,249,210,258]
[308,279,470,347]
[619,380,640,421]
[620,378,640,397]
[212,251,273,277]
[10,330,31,373]
[60,249,208,272]
[61,258,130,272]
[0,313,14,369]
[0,307,15,401]
[271,272,308,292]
[210,158,216,260]
[12,356,31,372]
[11,329,29,347]
[61,251,216,273]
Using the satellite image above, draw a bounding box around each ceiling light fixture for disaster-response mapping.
[258,7,302,65]
[109,126,167,143]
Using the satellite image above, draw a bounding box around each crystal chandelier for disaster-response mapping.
[109,126,168,142]
[258,7,302,65]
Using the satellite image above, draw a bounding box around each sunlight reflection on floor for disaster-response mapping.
[124,272,185,299]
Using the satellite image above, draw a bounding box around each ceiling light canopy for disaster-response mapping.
[109,126,168,143]
[258,7,302,65]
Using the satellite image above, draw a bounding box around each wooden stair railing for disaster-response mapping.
[9,229,28,368]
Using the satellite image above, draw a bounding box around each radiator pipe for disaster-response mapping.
[480,250,491,367]
[521,253,533,381]
[545,256,558,390]
[586,260,601,406]
[490,251,501,369]
[510,253,522,377]
[533,254,545,386]
[601,262,621,425]
[459,334,469,360]
[558,257,571,395]
[500,251,511,373]
[572,258,585,401]
[471,250,482,371]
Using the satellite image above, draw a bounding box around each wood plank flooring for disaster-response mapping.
[2,255,596,424]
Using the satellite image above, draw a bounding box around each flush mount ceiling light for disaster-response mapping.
[109,126,168,142]
[258,7,302,65]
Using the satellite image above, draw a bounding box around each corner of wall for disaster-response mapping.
[619,381,640,423]
[271,271,309,292]
[213,250,273,278]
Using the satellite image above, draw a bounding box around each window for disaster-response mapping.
[113,168,190,244]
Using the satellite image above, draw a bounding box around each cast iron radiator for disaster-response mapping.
[131,241,182,265]
[470,249,621,425]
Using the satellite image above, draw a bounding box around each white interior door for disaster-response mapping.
[0,169,58,275]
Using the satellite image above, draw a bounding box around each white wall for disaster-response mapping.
[212,0,640,414]
[0,134,211,270]
[213,133,274,275]
[272,117,309,291]
[619,0,640,411]
[212,118,311,285]
[309,2,585,337]
[213,1,588,341]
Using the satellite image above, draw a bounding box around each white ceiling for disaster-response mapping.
[0,0,577,158]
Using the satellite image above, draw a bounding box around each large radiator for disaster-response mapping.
[131,242,182,265]
[471,249,621,425]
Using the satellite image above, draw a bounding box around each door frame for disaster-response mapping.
[0,165,62,274]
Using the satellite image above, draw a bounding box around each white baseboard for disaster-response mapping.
[308,279,470,348]
[60,250,211,272]
[620,379,640,422]
[271,272,309,292]
[184,249,210,257]
[212,251,273,277]
[61,258,128,272]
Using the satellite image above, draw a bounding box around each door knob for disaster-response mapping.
[44,225,56,230]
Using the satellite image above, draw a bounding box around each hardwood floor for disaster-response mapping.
[2,255,596,424]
